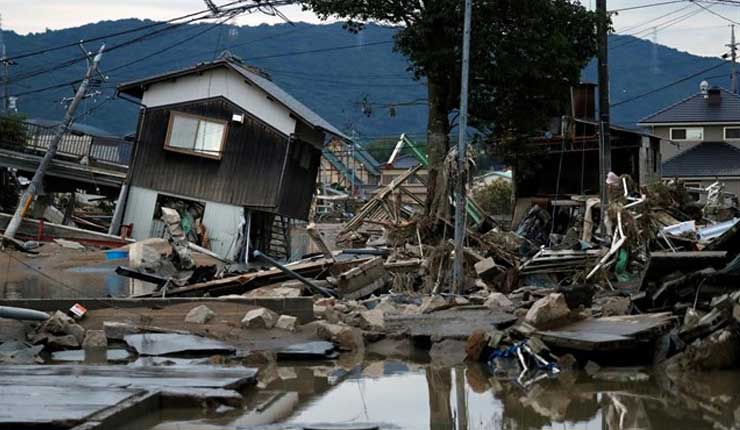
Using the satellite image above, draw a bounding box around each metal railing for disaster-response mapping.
[0,117,132,167]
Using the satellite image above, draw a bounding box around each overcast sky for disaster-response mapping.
[1,0,739,58]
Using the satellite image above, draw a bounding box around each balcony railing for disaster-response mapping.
[0,117,132,168]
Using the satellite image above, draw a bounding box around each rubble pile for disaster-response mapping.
[8,173,736,380]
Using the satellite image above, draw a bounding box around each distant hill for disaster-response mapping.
[1,19,733,142]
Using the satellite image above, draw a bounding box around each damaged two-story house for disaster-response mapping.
[114,56,347,260]
[638,81,740,195]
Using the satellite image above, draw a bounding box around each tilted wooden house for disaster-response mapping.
[115,57,347,260]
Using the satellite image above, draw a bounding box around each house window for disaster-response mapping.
[164,112,228,159]
[670,127,703,141]
[725,127,740,140]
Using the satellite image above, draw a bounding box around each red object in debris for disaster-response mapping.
[69,303,88,319]
[37,219,45,241]
[120,224,133,239]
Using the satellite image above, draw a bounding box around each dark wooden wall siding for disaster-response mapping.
[278,138,322,219]
[294,120,325,148]
[130,97,290,210]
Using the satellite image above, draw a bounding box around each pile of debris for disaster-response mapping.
[101,171,740,376]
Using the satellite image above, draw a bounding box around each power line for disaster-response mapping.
[106,16,234,76]
[611,4,709,50]
[8,14,227,85]
[3,0,252,62]
[693,0,740,24]
[244,40,393,61]
[615,2,694,34]
[9,39,399,98]
[609,1,688,12]
[611,59,730,107]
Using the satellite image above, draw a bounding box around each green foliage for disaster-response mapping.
[301,0,600,178]
[473,179,512,216]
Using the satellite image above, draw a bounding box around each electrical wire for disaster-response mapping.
[3,0,253,62]
[609,0,689,12]
[611,59,730,107]
[9,39,400,98]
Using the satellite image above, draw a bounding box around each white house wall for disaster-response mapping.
[202,201,244,259]
[122,185,244,259]
[141,68,298,136]
[122,186,158,241]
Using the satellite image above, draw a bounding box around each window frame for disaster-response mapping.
[724,126,740,141]
[669,127,703,142]
[163,111,229,160]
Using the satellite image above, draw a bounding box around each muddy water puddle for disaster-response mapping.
[131,360,740,430]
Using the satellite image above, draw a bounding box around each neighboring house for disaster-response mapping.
[319,136,381,198]
[115,56,347,260]
[638,82,740,195]
[379,153,428,205]
[516,83,663,226]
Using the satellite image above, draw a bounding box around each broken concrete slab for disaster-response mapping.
[241,307,279,329]
[525,293,570,327]
[385,308,517,340]
[184,305,216,324]
[475,257,502,281]
[418,295,448,314]
[276,341,336,360]
[243,284,303,299]
[484,292,514,309]
[0,341,43,364]
[358,309,385,332]
[539,312,675,352]
[275,315,298,332]
[328,256,387,300]
[82,330,108,349]
[103,322,191,341]
[314,322,363,351]
[124,333,236,357]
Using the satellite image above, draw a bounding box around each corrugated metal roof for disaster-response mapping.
[662,142,740,177]
[639,87,740,124]
[117,59,348,140]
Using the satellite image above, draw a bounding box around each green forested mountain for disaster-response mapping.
[1,19,733,142]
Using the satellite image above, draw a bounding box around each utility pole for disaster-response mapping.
[452,0,473,295]
[728,25,737,94]
[3,44,105,241]
[597,0,611,227]
[1,13,9,114]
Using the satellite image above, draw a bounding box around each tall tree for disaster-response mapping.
[302,0,599,218]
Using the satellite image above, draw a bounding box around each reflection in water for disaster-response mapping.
[141,361,740,430]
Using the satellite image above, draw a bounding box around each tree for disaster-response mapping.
[301,0,599,219]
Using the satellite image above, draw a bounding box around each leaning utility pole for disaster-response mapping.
[452,0,473,294]
[0,13,8,113]
[3,44,105,241]
[597,0,611,226]
[728,25,737,94]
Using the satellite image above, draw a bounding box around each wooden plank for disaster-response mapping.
[385,308,517,339]
[538,312,676,352]
[132,256,370,298]
[0,212,132,246]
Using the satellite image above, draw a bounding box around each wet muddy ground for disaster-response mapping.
[124,359,740,430]
[4,245,740,430]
